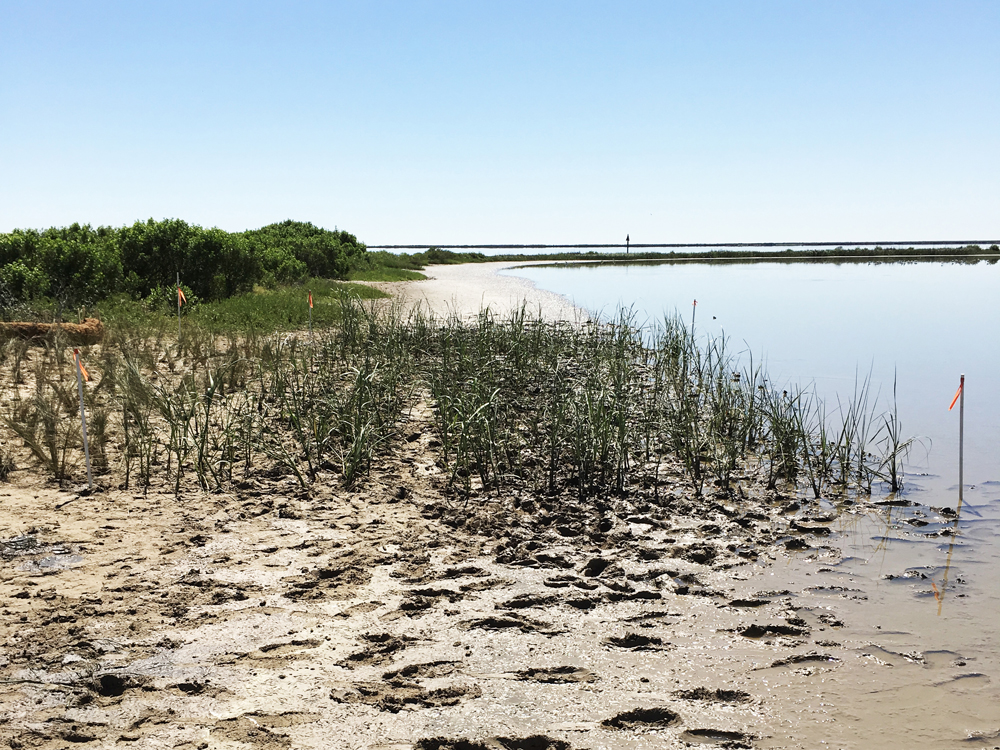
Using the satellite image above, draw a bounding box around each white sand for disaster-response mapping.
[367,261,588,322]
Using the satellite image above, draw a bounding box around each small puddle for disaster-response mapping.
[18,551,84,573]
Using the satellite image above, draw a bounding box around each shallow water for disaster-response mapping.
[504,258,1000,745]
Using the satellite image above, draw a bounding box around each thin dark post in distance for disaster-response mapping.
[626,234,629,255]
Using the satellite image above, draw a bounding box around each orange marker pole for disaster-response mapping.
[74,349,93,490]
[958,374,964,509]
[177,272,182,344]
[308,290,313,341]
[949,375,965,509]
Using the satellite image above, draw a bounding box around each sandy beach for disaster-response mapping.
[365,262,588,322]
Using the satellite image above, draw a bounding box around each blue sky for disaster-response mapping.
[1,1,997,244]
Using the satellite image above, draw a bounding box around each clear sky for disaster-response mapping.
[1,1,998,245]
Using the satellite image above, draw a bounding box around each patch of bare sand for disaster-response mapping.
[365,261,588,322]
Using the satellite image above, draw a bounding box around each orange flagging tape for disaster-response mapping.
[74,349,90,381]
[949,384,963,411]
[308,292,313,309]
[178,287,187,305]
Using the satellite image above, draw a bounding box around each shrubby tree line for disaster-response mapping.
[0,218,367,313]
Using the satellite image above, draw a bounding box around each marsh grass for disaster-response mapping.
[418,305,917,503]
[0,293,915,503]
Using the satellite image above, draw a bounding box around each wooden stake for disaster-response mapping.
[73,349,93,491]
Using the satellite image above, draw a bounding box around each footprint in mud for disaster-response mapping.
[507,552,575,569]
[739,623,808,638]
[416,736,571,750]
[623,610,679,623]
[604,633,667,651]
[543,574,599,591]
[671,572,718,597]
[765,652,839,669]
[626,567,679,583]
[282,558,374,601]
[211,713,318,747]
[460,577,511,593]
[24,720,108,745]
[403,565,491,585]
[91,672,148,697]
[400,587,462,614]
[331,680,481,713]
[334,601,383,618]
[673,687,752,704]
[581,557,621,578]
[606,589,662,603]
[602,707,681,729]
[439,565,491,579]
[383,661,462,680]
[725,599,770,608]
[679,728,753,747]
[513,666,597,684]
[460,613,558,634]
[340,632,417,668]
[816,612,845,627]
[169,681,228,697]
[238,638,323,663]
[497,594,559,610]
[670,542,718,565]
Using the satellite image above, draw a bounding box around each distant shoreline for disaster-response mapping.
[365,242,1000,268]
[370,240,1000,250]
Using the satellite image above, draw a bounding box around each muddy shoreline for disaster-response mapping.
[1,267,998,749]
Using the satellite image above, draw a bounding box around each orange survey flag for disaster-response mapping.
[178,287,187,306]
[308,291,313,309]
[73,349,90,381]
[949,378,963,411]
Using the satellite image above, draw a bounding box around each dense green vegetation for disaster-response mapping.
[0,218,367,317]
[96,278,386,337]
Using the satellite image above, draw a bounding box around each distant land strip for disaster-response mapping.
[369,240,998,250]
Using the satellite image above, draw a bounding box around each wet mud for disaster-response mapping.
[4,405,998,750]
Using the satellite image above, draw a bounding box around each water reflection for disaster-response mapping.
[933,491,964,616]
